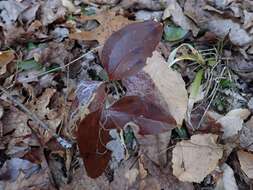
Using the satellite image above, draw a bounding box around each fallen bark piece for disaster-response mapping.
[172,134,223,182]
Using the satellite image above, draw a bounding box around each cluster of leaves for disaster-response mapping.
[75,21,178,178]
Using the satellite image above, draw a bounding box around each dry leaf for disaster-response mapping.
[172,134,223,182]
[123,51,188,125]
[61,0,75,12]
[163,0,199,36]
[215,164,238,190]
[28,88,64,143]
[87,0,120,5]
[41,0,66,26]
[101,20,163,80]
[70,11,132,44]
[0,50,15,75]
[237,150,253,179]
[134,130,171,166]
[240,116,253,152]
[217,109,250,139]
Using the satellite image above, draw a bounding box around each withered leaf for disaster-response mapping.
[101,20,163,80]
[104,96,177,135]
[77,109,111,178]
[69,11,132,44]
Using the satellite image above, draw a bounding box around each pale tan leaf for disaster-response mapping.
[237,150,253,179]
[144,51,188,125]
[70,11,133,44]
[217,109,250,139]
[215,164,238,190]
[172,134,223,182]
[123,51,188,126]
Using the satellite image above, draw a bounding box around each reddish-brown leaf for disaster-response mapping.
[77,109,112,178]
[101,20,163,80]
[103,96,177,135]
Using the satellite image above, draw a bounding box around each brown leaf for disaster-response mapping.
[0,50,15,75]
[28,88,64,143]
[69,11,132,44]
[0,150,55,190]
[105,96,177,135]
[0,51,14,65]
[237,150,253,179]
[77,109,112,178]
[172,134,223,183]
[101,21,163,80]
[122,51,188,125]
[40,0,66,26]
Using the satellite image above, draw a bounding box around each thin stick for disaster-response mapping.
[0,86,72,148]
[25,46,102,81]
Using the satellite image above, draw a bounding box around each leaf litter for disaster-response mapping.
[0,0,253,189]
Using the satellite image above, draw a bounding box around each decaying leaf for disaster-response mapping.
[135,130,172,166]
[28,88,64,143]
[123,51,188,125]
[70,11,132,44]
[215,164,238,190]
[68,80,106,127]
[217,109,250,139]
[0,50,15,75]
[0,155,54,190]
[172,134,223,182]
[0,50,14,65]
[163,0,199,36]
[237,150,253,179]
[240,116,253,152]
[41,0,66,26]
[101,20,163,80]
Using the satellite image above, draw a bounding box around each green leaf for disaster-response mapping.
[17,59,42,71]
[190,69,204,99]
[163,25,188,42]
[27,42,37,51]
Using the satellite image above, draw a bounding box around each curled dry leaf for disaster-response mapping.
[70,11,132,44]
[240,117,253,152]
[163,0,199,36]
[237,150,253,179]
[0,50,15,75]
[123,51,188,125]
[172,134,223,183]
[40,0,66,26]
[217,109,250,139]
[28,88,64,143]
[101,21,163,80]
[215,164,238,190]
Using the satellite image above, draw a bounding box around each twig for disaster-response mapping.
[25,46,102,81]
[0,86,72,148]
